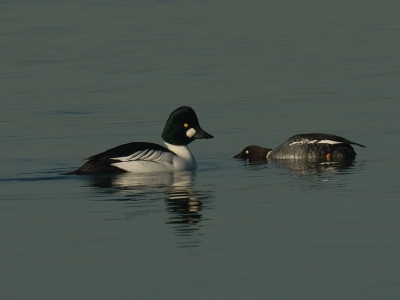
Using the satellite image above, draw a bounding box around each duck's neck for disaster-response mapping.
[164,142,194,159]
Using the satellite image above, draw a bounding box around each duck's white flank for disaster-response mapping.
[110,142,196,173]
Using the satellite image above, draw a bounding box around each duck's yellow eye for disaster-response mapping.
[245,150,249,154]
[184,123,189,128]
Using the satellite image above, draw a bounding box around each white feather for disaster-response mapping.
[317,140,342,145]
[289,139,317,146]
[289,139,342,146]
[111,149,163,162]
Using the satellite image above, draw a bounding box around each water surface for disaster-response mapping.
[1,1,400,299]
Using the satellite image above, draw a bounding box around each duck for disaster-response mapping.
[233,133,365,162]
[68,106,213,174]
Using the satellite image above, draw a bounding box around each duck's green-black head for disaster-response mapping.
[162,106,213,145]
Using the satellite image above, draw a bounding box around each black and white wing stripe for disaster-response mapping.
[112,148,166,162]
[86,142,174,163]
[288,133,365,148]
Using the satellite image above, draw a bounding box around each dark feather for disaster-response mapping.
[86,142,173,161]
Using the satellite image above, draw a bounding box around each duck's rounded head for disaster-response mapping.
[162,106,213,146]
[233,145,272,161]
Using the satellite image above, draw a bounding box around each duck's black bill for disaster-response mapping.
[193,127,214,139]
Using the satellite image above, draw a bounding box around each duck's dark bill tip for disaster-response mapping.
[193,128,213,139]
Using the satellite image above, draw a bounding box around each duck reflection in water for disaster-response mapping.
[86,170,213,248]
[234,150,358,173]
[233,146,366,191]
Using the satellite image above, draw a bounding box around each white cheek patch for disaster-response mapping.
[186,128,196,138]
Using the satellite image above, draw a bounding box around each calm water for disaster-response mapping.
[1,1,400,299]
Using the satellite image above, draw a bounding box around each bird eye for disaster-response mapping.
[245,150,249,154]
[184,123,189,128]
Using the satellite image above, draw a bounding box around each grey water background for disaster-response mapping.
[1,0,400,299]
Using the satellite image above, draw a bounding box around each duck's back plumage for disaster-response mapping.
[87,142,172,162]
